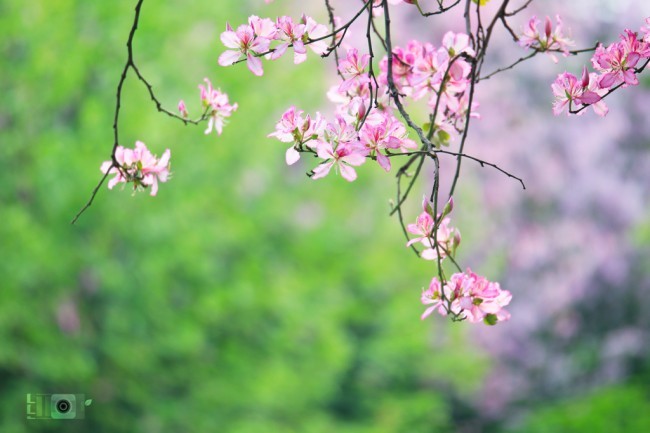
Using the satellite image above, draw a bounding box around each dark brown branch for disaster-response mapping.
[72,0,210,224]
[478,44,599,82]
[388,149,526,190]
[71,0,146,224]
[382,1,435,151]
[505,0,533,17]
[414,0,462,17]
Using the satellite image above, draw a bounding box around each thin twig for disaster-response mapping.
[71,0,146,224]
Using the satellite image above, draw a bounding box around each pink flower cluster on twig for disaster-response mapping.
[518,15,574,63]
[198,78,238,135]
[407,196,461,261]
[100,141,170,196]
[375,34,479,147]
[421,269,512,325]
[218,15,328,76]
[552,17,650,116]
[407,196,508,325]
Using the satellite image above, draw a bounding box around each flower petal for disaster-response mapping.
[285,147,300,165]
[219,50,242,67]
[339,163,357,181]
[311,161,333,179]
[246,53,264,76]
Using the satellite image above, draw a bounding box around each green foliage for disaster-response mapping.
[508,385,650,433]
[0,1,483,432]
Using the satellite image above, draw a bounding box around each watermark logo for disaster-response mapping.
[26,394,92,420]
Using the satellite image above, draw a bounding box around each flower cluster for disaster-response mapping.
[408,197,508,325]
[268,97,419,180]
[552,18,650,116]
[177,78,237,135]
[592,28,649,88]
[268,104,416,181]
[518,15,574,63]
[406,196,460,261]
[198,78,238,135]
[421,269,512,325]
[374,34,479,147]
[100,141,170,196]
[218,14,328,76]
[551,68,607,116]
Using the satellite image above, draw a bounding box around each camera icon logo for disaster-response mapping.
[51,394,76,419]
[26,393,91,420]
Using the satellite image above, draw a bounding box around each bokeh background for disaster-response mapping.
[1,0,649,432]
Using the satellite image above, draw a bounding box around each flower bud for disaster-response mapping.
[177,100,189,118]
[544,16,552,39]
[303,115,312,134]
[453,230,461,248]
[357,99,367,122]
[441,196,454,218]
[422,195,435,217]
[580,66,590,88]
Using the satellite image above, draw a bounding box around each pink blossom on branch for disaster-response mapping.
[407,196,460,260]
[518,15,574,63]
[199,78,238,135]
[312,140,368,182]
[270,16,307,63]
[551,17,650,116]
[100,141,171,196]
[218,22,271,76]
[551,68,607,116]
[591,30,646,88]
[268,106,326,165]
[359,115,415,171]
[421,270,511,325]
[338,48,371,92]
[219,14,328,76]
[300,14,329,56]
[311,116,368,182]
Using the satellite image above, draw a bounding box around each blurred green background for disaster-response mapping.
[1,0,649,432]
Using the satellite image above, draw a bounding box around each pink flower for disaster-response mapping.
[551,69,605,116]
[199,78,238,135]
[419,217,461,260]
[421,277,449,320]
[441,31,475,57]
[300,15,329,56]
[591,33,643,88]
[407,196,460,259]
[519,15,574,63]
[312,141,367,181]
[450,270,512,324]
[311,117,367,181]
[268,106,325,165]
[248,15,277,40]
[380,40,424,94]
[270,16,307,63]
[100,141,171,196]
[359,116,410,171]
[406,211,435,247]
[218,22,271,76]
[338,48,371,92]
[421,270,511,325]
